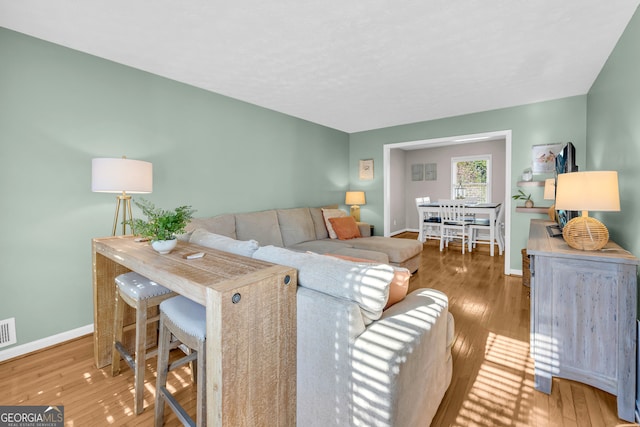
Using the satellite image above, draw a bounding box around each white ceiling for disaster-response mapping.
[1,1,638,133]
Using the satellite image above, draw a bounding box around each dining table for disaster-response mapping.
[418,202,502,256]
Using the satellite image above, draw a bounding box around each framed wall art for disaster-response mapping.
[411,164,424,181]
[359,159,374,180]
[424,163,437,181]
[532,143,563,174]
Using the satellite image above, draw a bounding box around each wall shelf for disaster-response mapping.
[517,181,545,187]
[515,206,551,214]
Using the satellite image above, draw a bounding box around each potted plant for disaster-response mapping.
[129,198,196,254]
[512,189,534,208]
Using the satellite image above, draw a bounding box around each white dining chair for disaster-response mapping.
[438,199,472,253]
[415,197,441,243]
[468,203,504,255]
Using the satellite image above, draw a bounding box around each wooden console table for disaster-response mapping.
[92,236,297,426]
[527,219,638,422]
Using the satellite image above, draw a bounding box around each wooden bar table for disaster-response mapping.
[92,236,297,426]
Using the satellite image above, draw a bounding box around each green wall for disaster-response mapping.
[0,28,349,350]
[349,96,588,271]
[587,6,640,257]
[3,4,639,352]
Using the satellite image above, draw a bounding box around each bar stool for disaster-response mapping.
[111,271,176,414]
[155,295,206,427]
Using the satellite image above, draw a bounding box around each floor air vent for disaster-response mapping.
[0,318,17,348]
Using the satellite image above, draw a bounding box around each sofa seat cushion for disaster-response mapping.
[287,239,353,254]
[189,228,259,258]
[235,210,284,247]
[350,237,422,263]
[253,246,394,325]
[328,248,389,264]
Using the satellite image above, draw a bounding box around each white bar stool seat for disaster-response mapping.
[155,296,207,427]
[111,271,176,414]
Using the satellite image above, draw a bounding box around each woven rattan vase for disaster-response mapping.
[562,216,609,250]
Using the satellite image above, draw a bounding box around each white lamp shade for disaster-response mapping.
[345,191,366,205]
[92,158,153,194]
[555,171,620,212]
[543,178,556,200]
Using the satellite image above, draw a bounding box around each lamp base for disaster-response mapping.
[112,193,134,236]
[350,205,361,222]
[562,216,609,250]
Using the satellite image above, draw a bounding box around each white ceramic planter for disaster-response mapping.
[151,239,177,254]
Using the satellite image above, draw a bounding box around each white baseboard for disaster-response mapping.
[0,323,94,363]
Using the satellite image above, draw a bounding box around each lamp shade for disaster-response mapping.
[543,178,556,200]
[345,191,366,205]
[555,171,620,212]
[92,158,153,194]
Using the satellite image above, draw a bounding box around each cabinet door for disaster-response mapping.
[533,255,636,395]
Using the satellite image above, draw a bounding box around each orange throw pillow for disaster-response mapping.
[328,216,362,240]
[325,253,410,309]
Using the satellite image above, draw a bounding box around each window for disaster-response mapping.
[451,155,491,202]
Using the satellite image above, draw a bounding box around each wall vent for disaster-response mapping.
[0,318,17,348]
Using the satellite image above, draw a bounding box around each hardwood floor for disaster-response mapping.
[0,234,635,426]
[398,233,634,427]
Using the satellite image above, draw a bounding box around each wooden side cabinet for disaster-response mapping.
[527,219,638,422]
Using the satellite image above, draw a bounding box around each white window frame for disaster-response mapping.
[451,154,492,202]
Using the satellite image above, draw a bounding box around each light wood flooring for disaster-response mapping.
[0,234,636,426]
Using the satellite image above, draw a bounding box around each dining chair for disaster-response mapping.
[438,199,472,253]
[415,196,441,243]
[468,203,505,255]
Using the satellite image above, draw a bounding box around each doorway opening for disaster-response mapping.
[383,130,512,275]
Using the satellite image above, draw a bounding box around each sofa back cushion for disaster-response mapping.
[253,245,394,325]
[277,208,316,247]
[189,228,259,258]
[235,210,284,247]
[309,207,330,240]
[186,214,237,239]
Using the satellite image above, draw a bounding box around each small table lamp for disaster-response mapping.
[554,171,620,250]
[92,157,153,235]
[543,178,556,221]
[345,191,366,222]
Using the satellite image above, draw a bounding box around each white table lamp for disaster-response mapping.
[555,171,620,250]
[92,157,153,235]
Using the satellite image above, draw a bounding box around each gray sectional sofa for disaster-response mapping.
[184,206,423,272]
[183,205,453,426]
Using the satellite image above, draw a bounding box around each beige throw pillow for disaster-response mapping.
[322,208,347,239]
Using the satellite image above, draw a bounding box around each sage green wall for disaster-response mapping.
[349,96,587,272]
[0,28,349,349]
[586,6,640,258]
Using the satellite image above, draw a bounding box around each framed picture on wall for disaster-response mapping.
[424,163,437,181]
[532,143,563,174]
[411,164,424,181]
[359,159,374,180]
